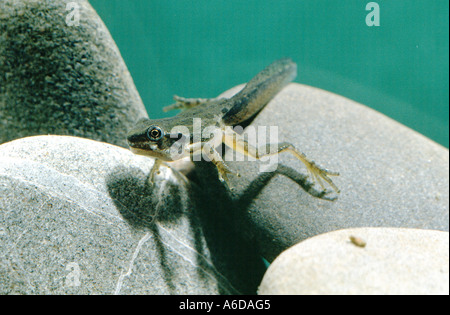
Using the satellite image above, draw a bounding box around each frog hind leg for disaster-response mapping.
[223,129,340,194]
[163,95,224,112]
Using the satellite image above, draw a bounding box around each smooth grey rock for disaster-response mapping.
[0,0,147,147]
[0,135,264,294]
[258,228,449,295]
[194,83,449,262]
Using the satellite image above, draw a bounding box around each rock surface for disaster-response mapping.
[0,0,147,147]
[258,227,449,295]
[194,83,449,262]
[1,0,448,295]
[0,135,265,294]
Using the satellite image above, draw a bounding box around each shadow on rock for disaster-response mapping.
[190,164,266,294]
[105,158,336,294]
[106,165,185,228]
[106,163,270,294]
[106,165,194,294]
[193,160,338,273]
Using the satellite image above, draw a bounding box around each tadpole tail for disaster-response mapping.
[222,58,297,125]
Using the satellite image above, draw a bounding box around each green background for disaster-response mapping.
[90,0,449,148]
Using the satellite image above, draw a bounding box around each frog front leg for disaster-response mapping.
[163,95,224,112]
[202,143,241,189]
[147,158,163,185]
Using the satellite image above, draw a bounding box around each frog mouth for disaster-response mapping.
[128,146,175,161]
[129,147,156,157]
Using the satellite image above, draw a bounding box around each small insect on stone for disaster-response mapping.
[349,235,367,248]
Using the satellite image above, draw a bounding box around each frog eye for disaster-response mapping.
[147,126,164,141]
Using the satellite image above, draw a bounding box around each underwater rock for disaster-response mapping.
[195,83,449,262]
[258,228,449,295]
[0,0,147,147]
[0,135,263,294]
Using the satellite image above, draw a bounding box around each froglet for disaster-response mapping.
[127,59,340,195]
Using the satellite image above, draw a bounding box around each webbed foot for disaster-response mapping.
[304,161,340,194]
